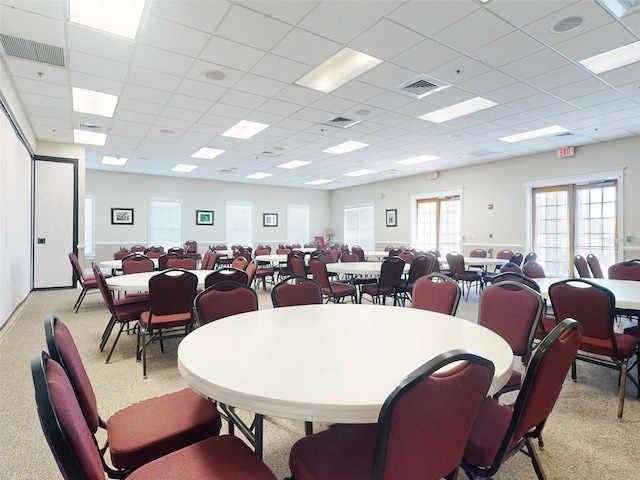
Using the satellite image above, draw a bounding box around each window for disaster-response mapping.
[344,206,374,250]
[84,195,94,257]
[414,195,461,253]
[287,205,309,245]
[226,202,252,246]
[533,181,617,277]
[149,199,181,249]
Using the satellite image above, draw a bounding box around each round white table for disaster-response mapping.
[105,270,210,292]
[178,304,513,456]
[325,261,410,276]
[254,254,288,263]
[99,258,159,270]
[535,277,640,309]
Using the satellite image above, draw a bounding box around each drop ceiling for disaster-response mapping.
[1,0,640,190]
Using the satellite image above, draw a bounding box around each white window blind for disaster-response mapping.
[344,206,374,250]
[287,205,309,245]
[84,195,94,257]
[149,199,181,249]
[226,202,252,246]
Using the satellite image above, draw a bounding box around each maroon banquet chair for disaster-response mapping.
[288,350,495,480]
[166,255,197,270]
[271,276,323,308]
[69,252,109,313]
[522,261,546,279]
[204,267,249,289]
[31,351,274,480]
[92,263,149,363]
[43,314,222,477]
[360,256,405,305]
[461,319,583,480]
[548,279,639,419]
[397,254,431,306]
[587,253,604,278]
[574,254,591,278]
[446,252,483,301]
[308,258,357,304]
[194,281,258,326]
[608,259,640,281]
[411,273,461,315]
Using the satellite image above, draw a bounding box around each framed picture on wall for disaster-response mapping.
[263,213,278,227]
[196,210,214,225]
[386,209,397,227]
[111,208,134,225]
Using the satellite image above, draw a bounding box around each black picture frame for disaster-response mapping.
[263,213,278,227]
[386,209,397,227]
[111,208,134,225]
[196,210,214,225]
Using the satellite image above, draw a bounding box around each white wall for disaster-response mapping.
[330,136,640,257]
[86,170,331,265]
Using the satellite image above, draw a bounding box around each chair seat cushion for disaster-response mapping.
[289,424,377,480]
[623,325,640,341]
[127,435,275,479]
[107,388,222,470]
[578,332,637,357]
[327,282,356,297]
[139,311,192,329]
[362,284,395,296]
[114,297,149,320]
[463,398,513,468]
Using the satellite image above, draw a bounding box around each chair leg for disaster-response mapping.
[525,437,547,480]
[304,421,313,436]
[104,322,127,363]
[99,316,117,351]
[74,288,87,313]
[617,359,628,419]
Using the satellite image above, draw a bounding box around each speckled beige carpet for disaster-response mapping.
[1,286,638,479]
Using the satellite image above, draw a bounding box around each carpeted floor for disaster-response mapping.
[0,285,638,479]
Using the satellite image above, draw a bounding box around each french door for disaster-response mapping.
[532,181,617,277]
[414,196,461,254]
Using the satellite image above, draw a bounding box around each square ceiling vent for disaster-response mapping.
[395,74,449,99]
[323,116,362,129]
[0,34,65,67]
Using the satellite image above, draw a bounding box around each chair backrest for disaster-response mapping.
[271,276,323,307]
[31,351,106,480]
[144,246,165,258]
[473,319,582,477]
[573,254,591,278]
[469,249,486,258]
[372,350,494,480]
[317,250,336,264]
[231,256,249,270]
[478,281,544,358]
[122,255,154,274]
[607,260,640,280]
[406,254,431,283]
[204,268,248,289]
[308,258,331,288]
[445,252,466,277]
[113,249,130,261]
[148,269,198,316]
[44,314,100,434]
[194,281,258,325]
[158,253,180,270]
[351,245,365,262]
[290,255,307,277]
[423,251,438,274]
[203,251,219,270]
[587,253,604,278]
[130,245,146,253]
[509,252,524,266]
[339,251,358,263]
[378,256,406,287]
[495,249,514,261]
[411,273,461,315]
[304,243,314,248]
[523,251,537,264]
[387,248,402,258]
[314,236,325,247]
[291,243,302,249]
[166,255,197,270]
[245,260,257,287]
[522,261,545,278]
[398,250,414,264]
[68,252,85,284]
[184,240,198,254]
[167,247,185,255]
[499,261,523,274]
[490,272,540,291]
[548,279,616,341]
[255,246,271,256]
[384,245,394,252]
[92,262,116,315]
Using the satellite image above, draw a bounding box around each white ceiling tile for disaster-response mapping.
[471,30,544,68]
[199,35,265,71]
[69,71,123,96]
[554,21,637,61]
[175,78,226,102]
[238,0,319,25]
[132,44,194,76]
[250,53,310,83]
[215,4,292,51]
[501,49,572,80]
[0,5,64,46]
[349,18,424,61]
[271,28,341,66]
[69,50,129,82]
[139,15,211,57]
[388,1,479,37]
[126,66,181,92]
[3,57,69,86]
[149,0,231,33]
[67,24,135,64]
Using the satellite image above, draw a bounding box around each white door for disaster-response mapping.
[33,158,76,289]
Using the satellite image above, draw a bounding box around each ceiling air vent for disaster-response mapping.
[554,132,574,137]
[396,74,449,99]
[76,123,104,133]
[0,34,64,67]
[323,116,362,129]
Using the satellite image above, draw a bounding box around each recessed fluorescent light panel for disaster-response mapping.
[191,147,225,159]
[69,0,145,39]
[296,47,382,93]
[323,140,369,155]
[72,87,118,117]
[171,164,198,173]
[101,156,127,166]
[306,179,332,185]
[246,172,273,180]
[73,129,107,146]
[419,97,498,123]
[343,169,376,177]
[500,125,567,143]
[579,40,640,74]
[277,160,311,169]
[395,154,439,165]
[222,120,270,139]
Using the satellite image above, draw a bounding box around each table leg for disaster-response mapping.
[219,403,264,458]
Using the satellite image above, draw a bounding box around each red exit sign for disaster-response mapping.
[558,146,574,158]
